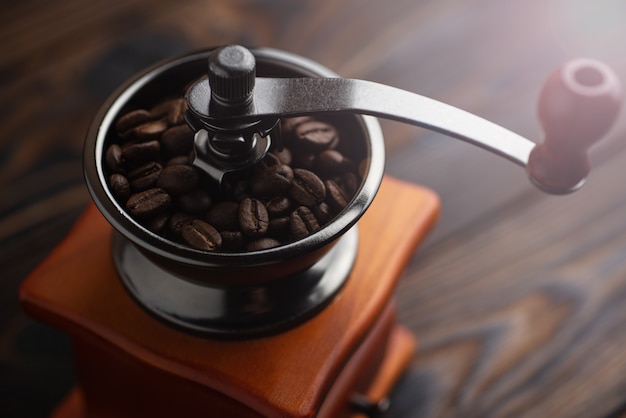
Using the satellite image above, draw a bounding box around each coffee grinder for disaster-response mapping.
[20,45,621,417]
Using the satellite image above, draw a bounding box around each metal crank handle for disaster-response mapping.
[187,51,622,194]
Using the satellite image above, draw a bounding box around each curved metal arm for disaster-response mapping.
[188,76,535,167]
[187,57,622,194]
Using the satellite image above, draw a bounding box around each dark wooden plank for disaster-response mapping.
[2,0,626,417]
[391,143,626,417]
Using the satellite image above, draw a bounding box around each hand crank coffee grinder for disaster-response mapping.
[20,45,622,417]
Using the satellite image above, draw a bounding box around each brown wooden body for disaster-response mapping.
[20,176,440,417]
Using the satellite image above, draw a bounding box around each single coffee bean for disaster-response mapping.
[268,216,290,238]
[166,98,187,125]
[127,119,168,141]
[266,196,292,217]
[290,168,326,206]
[231,179,250,202]
[246,237,281,251]
[338,171,359,196]
[271,147,292,165]
[115,109,152,134]
[122,140,160,165]
[147,212,169,233]
[167,153,193,166]
[292,151,316,170]
[161,124,194,157]
[180,219,222,251]
[249,153,280,180]
[176,189,212,214]
[105,144,124,173]
[290,206,320,240]
[206,201,240,231]
[250,164,294,197]
[358,158,369,179]
[312,202,332,224]
[220,231,245,251]
[156,164,199,195]
[126,188,171,218]
[258,152,282,168]
[168,212,194,235]
[325,179,349,212]
[280,116,313,134]
[294,120,339,151]
[128,162,162,191]
[150,98,183,119]
[250,153,280,183]
[315,149,353,177]
[109,173,130,201]
[239,197,269,238]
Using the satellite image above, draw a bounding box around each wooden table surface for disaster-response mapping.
[2,1,626,417]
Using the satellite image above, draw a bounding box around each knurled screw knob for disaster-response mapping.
[208,45,256,109]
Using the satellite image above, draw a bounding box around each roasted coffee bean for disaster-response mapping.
[166,153,193,166]
[246,237,281,251]
[239,198,269,238]
[126,188,171,218]
[315,149,352,177]
[150,98,174,117]
[312,202,332,224]
[290,168,326,206]
[325,179,349,212]
[249,153,280,180]
[206,201,240,231]
[290,206,320,240]
[105,144,124,173]
[126,120,168,141]
[250,164,294,197]
[180,219,222,251]
[231,179,250,202]
[166,98,187,125]
[266,196,292,217]
[258,152,282,168]
[358,158,369,178]
[128,162,162,191]
[161,124,194,157]
[150,98,185,121]
[339,171,359,196]
[156,164,199,195]
[268,217,290,238]
[122,140,160,165]
[115,109,152,134]
[271,147,292,165]
[168,212,194,235]
[147,212,169,233]
[220,231,245,251]
[280,116,313,133]
[176,189,212,214]
[109,102,363,252]
[294,120,339,151]
[292,152,316,170]
[109,173,130,201]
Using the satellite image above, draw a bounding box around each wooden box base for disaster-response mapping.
[20,176,440,417]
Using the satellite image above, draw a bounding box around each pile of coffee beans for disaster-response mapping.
[104,96,362,252]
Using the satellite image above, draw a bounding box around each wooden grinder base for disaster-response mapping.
[20,176,440,418]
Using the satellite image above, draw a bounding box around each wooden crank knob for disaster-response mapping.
[528,58,622,193]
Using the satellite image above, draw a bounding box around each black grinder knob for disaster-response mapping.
[207,45,256,113]
[185,46,278,186]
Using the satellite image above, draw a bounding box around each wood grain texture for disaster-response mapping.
[20,178,438,417]
[2,0,626,417]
